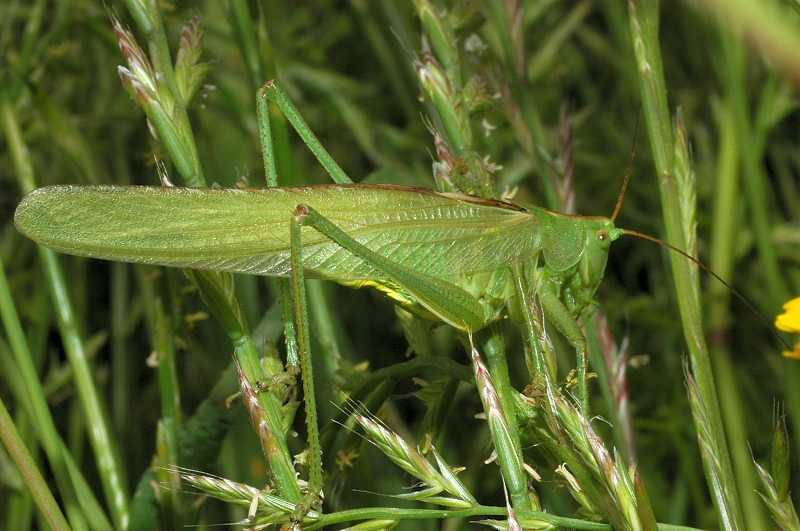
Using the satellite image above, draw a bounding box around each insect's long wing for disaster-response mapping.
[15,184,542,285]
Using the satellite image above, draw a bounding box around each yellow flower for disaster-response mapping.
[775,297,800,359]
[783,344,800,361]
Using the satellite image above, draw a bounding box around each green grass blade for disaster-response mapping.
[0,395,70,530]
[628,1,745,528]
[2,95,129,529]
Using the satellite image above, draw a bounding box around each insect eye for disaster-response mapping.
[596,230,611,247]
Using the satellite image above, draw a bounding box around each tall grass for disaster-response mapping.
[1,0,799,529]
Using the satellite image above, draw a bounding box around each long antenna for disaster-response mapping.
[611,114,641,222]
[622,228,791,351]
[612,112,784,350]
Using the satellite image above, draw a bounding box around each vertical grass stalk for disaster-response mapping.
[2,95,129,530]
[628,1,743,528]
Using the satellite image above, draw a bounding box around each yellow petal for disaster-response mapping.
[776,315,800,332]
[783,344,800,361]
[776,297,800,332]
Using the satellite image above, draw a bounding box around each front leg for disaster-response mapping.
[539,289,589,414]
